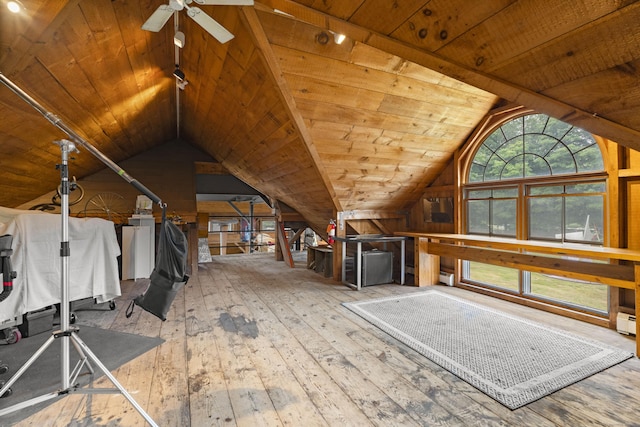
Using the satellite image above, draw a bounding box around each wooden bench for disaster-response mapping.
[396,232,640,355]
[307,246,333,278]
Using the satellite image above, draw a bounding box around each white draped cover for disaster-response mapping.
[0,207,121,324]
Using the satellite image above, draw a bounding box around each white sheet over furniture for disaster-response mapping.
[0,207,121,324]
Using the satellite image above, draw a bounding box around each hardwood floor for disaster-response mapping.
[8,252,640,426]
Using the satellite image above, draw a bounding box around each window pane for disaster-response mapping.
[467,200,489,234]
[469,163,485,182]
[485,155,506,181]
[523,113,548,134]
[466,261,519,292]
[463,113,608,314]
[492,187,518,198]
[529,185,563,196]
[524,134,557,157]
[565,182,605,194]
[491,199,516,236]
[524,153,551,177]
[528,273,608,313]
[564,195,603,242]
[529,197,562,239]
[484,130,507,151]
[501,137,524,160]
[574,145,605,172]
[563,128,597,153]
[500,116,524,140]
[502,155,525,179]
[547,145,576,174]
[544,117,573,139]
[473,144,494,165]
[468,113,604,183]
[467,189,491,199]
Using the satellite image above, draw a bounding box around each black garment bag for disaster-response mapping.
[126,210,189,321]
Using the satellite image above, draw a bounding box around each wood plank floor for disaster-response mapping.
[8,252,640,426]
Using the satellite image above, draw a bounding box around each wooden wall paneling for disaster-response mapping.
[181,32,226,141]
[256,10,354,62]
[274,45,491,119]
[233,122,297,169]
[285,0,364,21]
[213,76,282,163]
[627,145,640,171]
[349,1,432,36]
[0,0,77,73]
[264,0,640,152]
[491,3,640,89]
[285,74,386,111]
[347,43,492,108]
[389,0,516,51]
[235,7,339,231]
[315,141,450,167]
[273,44,495,118]
[112,0,176,149]
[607,141,621,326]
[59,140,210,222]
[623,178,640,312]
[439,1,629,73]
[191,79,241,156]
[242,7,339,196]
[294,99,470,140]
[542,60,640,132]
[57,3,156,155]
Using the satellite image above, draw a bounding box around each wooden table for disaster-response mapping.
[395,232,640,355]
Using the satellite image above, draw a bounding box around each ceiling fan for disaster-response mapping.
[142,0,254,44]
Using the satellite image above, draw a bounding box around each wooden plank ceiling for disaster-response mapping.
[1,0,639,233]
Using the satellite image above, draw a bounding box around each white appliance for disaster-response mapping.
[616,312,636,336]
[122,215,155,280]
[439,272,454,286]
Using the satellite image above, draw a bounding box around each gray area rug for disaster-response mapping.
[0,325,164,425]
[343,290,633,409]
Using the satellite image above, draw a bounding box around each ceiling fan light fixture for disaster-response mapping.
[141,0,247,44]
[174,31,186,48]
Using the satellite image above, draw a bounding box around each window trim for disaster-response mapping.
[457,108,611,316]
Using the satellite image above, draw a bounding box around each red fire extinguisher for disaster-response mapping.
[326,219,336,245]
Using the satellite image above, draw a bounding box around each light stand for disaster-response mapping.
[0,73,161,426]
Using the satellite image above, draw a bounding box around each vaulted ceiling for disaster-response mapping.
[1,0,639,233]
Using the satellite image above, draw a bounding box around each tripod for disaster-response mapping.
[0,72,163,425]
[0,140,158,426]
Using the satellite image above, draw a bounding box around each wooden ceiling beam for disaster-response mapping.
[259,0,640,152]
[239,6,343,212]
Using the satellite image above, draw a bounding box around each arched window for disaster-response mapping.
[464,113,606,243]
[462,113,608,314]
[469,113,604,182]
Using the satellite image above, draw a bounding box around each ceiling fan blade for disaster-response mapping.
[187,6,235,44]
[141,5,175,32]
[191,0,253,5]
